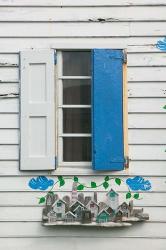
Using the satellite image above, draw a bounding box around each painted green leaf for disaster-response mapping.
[104,176,109,182]
[91,182,97,188]
[134,193,140,199]
[126,192,131,199]
[163,105,166,109]
[115,178,121,186]
[58,176,63,181]
[59,179,65,187]
[74,176,79,182]
[77,184,84,191]
[48,191,54,195]
[39,197,45,204]
[103,181,109,189]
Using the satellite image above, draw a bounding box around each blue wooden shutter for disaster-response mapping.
[92,49,125,171]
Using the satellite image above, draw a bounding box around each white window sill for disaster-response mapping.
[50,166,130,176]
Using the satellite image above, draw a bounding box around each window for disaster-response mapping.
[20,49,128,172]
[56,51,91,167]
[57,202,62,207]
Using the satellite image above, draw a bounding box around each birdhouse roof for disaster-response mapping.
[52,199,66,207]
[86,200,99,208]
[65,211,77,218]
[98,209,110,216]
[106,188,119,196]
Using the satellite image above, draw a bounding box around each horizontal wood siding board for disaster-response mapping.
[0,0,166,6]
[0,221,165,238]
[128,83,166,98]
[0,7,166,22]
[0,39,162,53]
[0,238,165,250]
[0,22,165,37]
[0,161,166,176]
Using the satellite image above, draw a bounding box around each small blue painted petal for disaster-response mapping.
[126,176,152,191]
[156,38,166,51]
[48,179,54,186]
[28,178,38,190]
[28,176,55,190]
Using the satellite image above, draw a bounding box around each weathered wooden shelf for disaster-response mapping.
[43,221,132,227]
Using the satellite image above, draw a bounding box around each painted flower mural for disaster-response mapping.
[28,175,152,204]
[126,176,151,191]
[28,176,54,190]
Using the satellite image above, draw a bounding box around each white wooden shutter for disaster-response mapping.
[20,50,55,170]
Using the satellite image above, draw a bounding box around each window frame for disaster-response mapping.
[53,44,128,175]
[56,50,92,168]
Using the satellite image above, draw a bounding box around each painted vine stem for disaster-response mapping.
[37,176,140,204]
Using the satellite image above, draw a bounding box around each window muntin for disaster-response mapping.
[57,51,91,167]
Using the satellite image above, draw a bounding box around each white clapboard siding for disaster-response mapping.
[20,50,55,170]
[0,54,18,67]
[0,23,130,37]
[0,0,166,6]
[128,53,166,66]
[0,83,18,95]
[0,0,165,248]
[0,22,165,37]
[0,7,166,22]
[0,67,18,82]
[0,221,165,238]
[0,114,18,128]
[128,83,166,98]
[0,160,165,176]
[128,67,166,82]
[0,39,161,53]
[0,238,165,250]
[128,98,166,113]
[129,129,166,144]
[128,114,166,128]
[0,129,18,144]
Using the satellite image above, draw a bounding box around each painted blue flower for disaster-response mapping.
[28,176,54,190]
[126,176,151,191]
[156,37,166,51]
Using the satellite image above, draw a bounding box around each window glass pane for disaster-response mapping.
[62,51,91,76]
[63,108,91,133]
[63,79,91,105]
[63,137,91,162]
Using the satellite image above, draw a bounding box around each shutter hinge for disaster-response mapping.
[55,156,57,168]
[54,50,57,64]
[123,50,127,64]
[125,156,129,169]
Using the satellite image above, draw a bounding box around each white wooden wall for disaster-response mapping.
[0,0,166,249]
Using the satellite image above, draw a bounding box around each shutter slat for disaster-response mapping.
[92,49,125,171]
[20,50,55,170]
